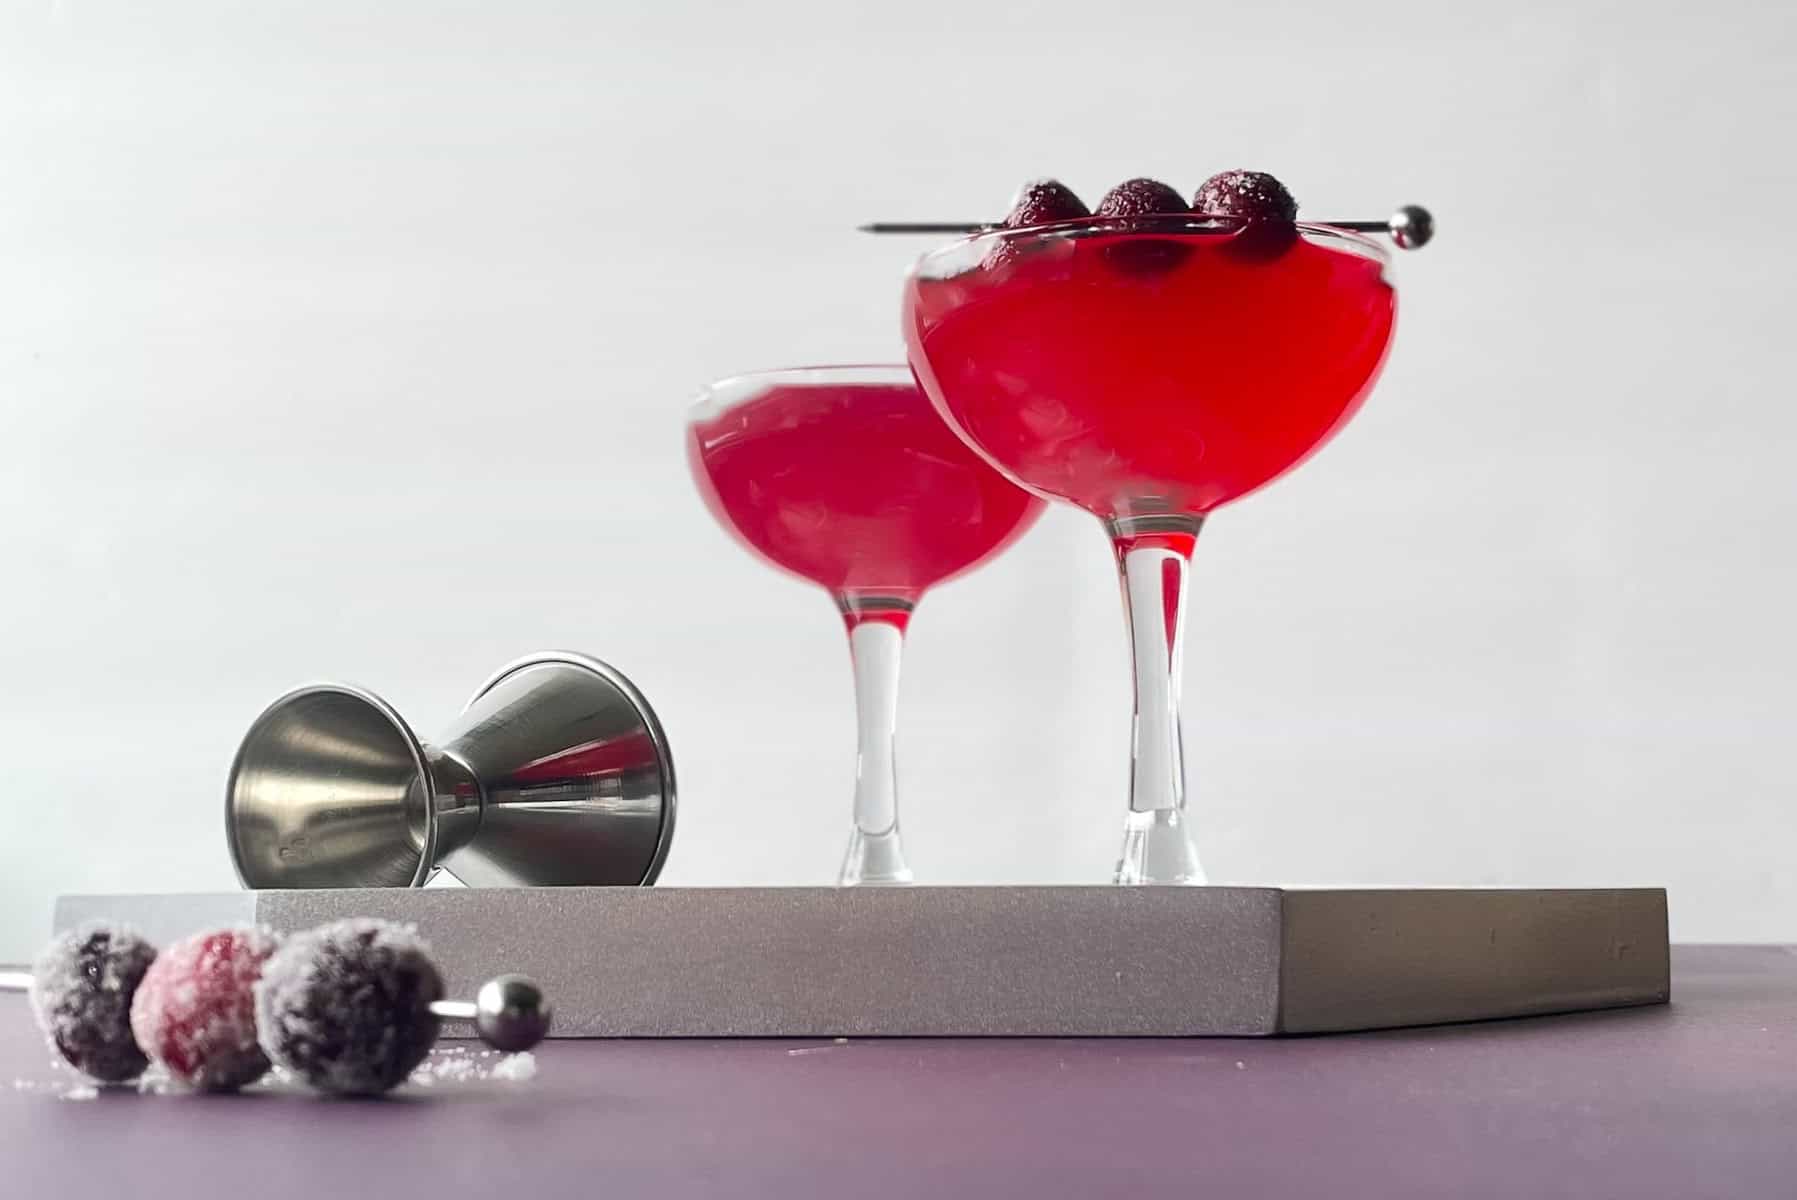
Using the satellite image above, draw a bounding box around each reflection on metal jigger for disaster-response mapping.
[226,651,676,888]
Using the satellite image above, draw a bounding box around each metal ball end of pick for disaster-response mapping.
[433,974,554,1052]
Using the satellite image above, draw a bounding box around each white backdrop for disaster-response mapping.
[2,0,1793,959]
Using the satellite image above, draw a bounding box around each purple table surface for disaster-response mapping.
[4,945,1793,1199]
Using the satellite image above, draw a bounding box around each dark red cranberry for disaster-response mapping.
[1192,170,1298,222]
[1002,179,1089,228]
[29,923,157,1083]
[255,918,444,1096]
[1093,178,1191,276]
[1193,170,1298,260]
[984,180,1088,274]
[1094,178,1187,219]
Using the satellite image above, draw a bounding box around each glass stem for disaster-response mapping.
[838,613,914,885]
[1108,516,1207,884]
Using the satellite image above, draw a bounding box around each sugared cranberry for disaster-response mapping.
[1192,170,1298,222]
[1094,177,1187,219]
[1193,170,1298,260]
[130,927,280,1091]
[984,179,1090,274]
[29,922,157,1084]
[1002,179,1089,228]
[255,918,444,1096]
[1094,178,1191,276]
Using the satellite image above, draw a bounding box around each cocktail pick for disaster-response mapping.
[859,204,1436,249]
[7,921,551,1097]
[227,650,676,890]
[256,917,552,1096]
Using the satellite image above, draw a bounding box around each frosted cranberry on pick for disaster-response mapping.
[255,918,445,1097]
[1193,169,1299,260]
[129,927,280,1091]
[1002,178,1089,228]
[1192,170,1298,222]
[984,178,1089,273]
[29,922,157,1083]
[1094,177,1187,219]
[1093,177,1191,276]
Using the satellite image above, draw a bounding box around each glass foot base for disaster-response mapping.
[839,828,914,886]
[1114,809,1206,885]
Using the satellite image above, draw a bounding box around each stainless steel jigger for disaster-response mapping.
[227,651,676,888]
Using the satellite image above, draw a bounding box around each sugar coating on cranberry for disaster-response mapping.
[984,179,1088,273]
[29,922,157,1083]
[255,918,444,1096]
[1192,170,1298,223]
[1094,178,1188,219]
[1002,178,1089,229]
[129,926,279,1091]
[1091,178,1193,276]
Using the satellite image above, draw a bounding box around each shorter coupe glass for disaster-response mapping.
[686,366,1044,884]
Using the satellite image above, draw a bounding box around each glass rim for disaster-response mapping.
[911,216,1392,271]
[690,364,916,418]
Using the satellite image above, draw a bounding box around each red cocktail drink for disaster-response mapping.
[688,374,1041,628]
[906,221,1394,522]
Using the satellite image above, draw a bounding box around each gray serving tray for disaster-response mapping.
[54,886,1669,1037]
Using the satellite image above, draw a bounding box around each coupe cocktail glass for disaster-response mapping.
[904,217,1397,883]
[687,366,1045,884]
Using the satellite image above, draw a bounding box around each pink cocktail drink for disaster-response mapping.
[687,366,1043,883]
[688,373,1042,628]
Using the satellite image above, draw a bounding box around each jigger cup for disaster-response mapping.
[227,651,676,888]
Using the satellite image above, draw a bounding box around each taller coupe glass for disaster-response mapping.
[687,366,1044,884]
[904,216,1397,883]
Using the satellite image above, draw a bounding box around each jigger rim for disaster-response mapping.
[225,681,442,889]
[468,650,679,886]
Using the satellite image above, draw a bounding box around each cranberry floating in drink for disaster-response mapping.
[901,173,1411,883]
[687,366,1044,883]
